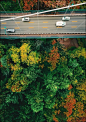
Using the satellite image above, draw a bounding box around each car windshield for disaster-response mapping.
[7,29,12,31]
[24,18,28,19]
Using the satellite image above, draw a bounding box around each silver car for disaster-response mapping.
[6,29,15,33]
[56,21,66,27]
[62,17,70,21]
[22,17,30,22]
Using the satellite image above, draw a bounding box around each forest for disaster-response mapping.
[0,38,86,122]
[0,0,86,11]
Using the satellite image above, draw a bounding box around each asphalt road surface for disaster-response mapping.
[0,16,86,34]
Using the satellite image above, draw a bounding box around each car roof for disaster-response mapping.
[6,29,14,30]
[56,21,63,23]
[63,16,69,18]
[6,29,15,32]
[23,17,29,19]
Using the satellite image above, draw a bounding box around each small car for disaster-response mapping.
[56,21,66,27]
[6,29,15,33]
[62,17,70,21]
[22,17,30,22]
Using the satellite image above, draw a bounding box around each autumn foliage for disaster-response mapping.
[0,39,86,122]
[53,115,59,122]
[23,0,38,10]
[68,84,73,90]
[23,0,81,10]
[45,46,60,71]
[64,92,76,117]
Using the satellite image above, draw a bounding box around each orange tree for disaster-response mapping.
[23,0,38,10]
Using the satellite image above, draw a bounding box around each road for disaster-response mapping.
[0,16,86,34]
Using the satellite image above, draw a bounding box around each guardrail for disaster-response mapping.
[0,14,86,18]
[1,33,86,39]
[0,11,86,17]
[1,32,86,35]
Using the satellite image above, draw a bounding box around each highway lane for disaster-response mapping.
[0,16,86,34]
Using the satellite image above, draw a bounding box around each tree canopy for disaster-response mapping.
[0,38,86,122]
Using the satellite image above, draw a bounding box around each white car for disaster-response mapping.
[22,17,30,22]
[56,21,66,27]
[6,29,15,33]
[62,17,70,21]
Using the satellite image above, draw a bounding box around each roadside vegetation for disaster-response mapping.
[0,0,86,11]
[0,38,86,122]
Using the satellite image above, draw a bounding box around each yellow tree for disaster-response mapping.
[6,43,41,92]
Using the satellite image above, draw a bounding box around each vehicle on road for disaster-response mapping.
[56,21,66,27]
[22,17,30,22]
[62,17,70,21]
[6,29,15,33]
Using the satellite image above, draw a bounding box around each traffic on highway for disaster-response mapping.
[1,16,85,34]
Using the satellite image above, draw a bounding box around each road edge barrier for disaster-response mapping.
[1,14,86,18]
[1,32,86,34]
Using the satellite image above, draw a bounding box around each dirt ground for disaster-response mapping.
[58,38,79,48]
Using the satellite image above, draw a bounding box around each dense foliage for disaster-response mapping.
[0,38,86,122]
[0,0,86,11]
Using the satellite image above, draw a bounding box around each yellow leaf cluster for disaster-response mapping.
[11,71,18,80]
[6,83,10,89]
[78,91,86,101]
[20,43,40,65]
[10,46,20,63]
[11,53,20,63]
[11,74,15,80]
[76,80,86,92]
[61,56,67,63]
[70,47,86,58]
[20,80,26,85]
[27,51,39,65]
[10,46,20,53]
[11,64,22,71]
[20,43,30,63]
[73,102,85,118]
[73,79,78,85]
[6,43,41,92]
[76,79,86,101]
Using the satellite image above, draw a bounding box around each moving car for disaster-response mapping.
[22,17,30,22]
[56,21,66,27]
[62,17,70,21]
[6,29,15,33]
